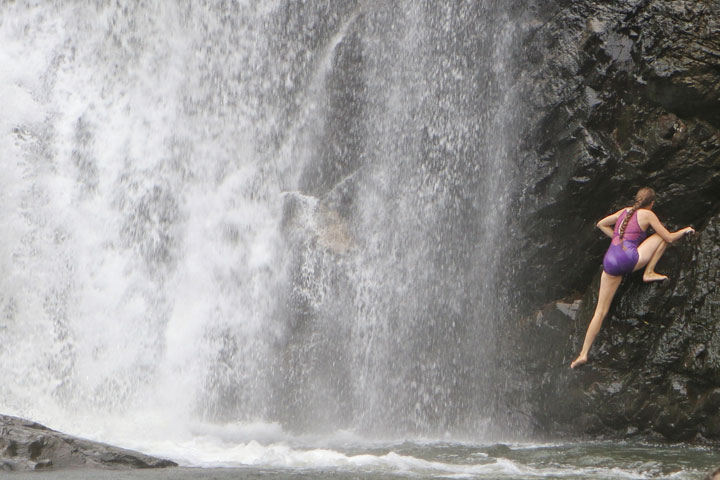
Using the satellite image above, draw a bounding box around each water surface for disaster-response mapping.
[10,440,719,479]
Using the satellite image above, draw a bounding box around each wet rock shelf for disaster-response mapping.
[0,414,177,472]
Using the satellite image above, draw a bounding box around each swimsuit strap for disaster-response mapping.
[613,208,647,247]
[625,209,644,236]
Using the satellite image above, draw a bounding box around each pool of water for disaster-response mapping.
[9,440,720,479]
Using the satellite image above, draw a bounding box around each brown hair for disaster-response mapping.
[619,187,656,240]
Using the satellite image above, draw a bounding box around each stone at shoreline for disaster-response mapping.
[0,414,177,472]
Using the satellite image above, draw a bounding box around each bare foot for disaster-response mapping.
[570,355,587,369]
[643,272,668,283]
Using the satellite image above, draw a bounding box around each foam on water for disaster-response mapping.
[37,415,706,479]
[85,431,685,480]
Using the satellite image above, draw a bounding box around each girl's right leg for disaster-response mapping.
[634,233,668,282]
[571,271,623,368]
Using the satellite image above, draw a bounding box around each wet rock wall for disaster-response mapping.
[510,0,720,442]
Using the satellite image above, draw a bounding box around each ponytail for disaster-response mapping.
[618,203,640,240]
[619,187,656,240]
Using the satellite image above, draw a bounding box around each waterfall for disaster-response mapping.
[0,0,524,449]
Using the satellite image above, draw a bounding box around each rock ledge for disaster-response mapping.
[0,414,177,472]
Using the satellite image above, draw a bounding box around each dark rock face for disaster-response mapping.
[520,213,720,442]
[513,0,720,310]
[508,0,720,442]
[0,414,177,472]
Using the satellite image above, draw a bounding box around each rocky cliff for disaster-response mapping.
[0,415,176,472]
[510,0,720,441]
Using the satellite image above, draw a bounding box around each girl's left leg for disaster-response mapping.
[571,271,623,368]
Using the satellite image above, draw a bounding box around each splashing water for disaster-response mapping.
[0,0,530,467]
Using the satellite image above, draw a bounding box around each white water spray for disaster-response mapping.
[0,0,523,465]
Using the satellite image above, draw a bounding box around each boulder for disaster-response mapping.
[0,414,177,472]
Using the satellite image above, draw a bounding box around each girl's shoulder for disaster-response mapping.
[636,208,657,229]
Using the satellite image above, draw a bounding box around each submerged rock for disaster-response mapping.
[0,414,177,472]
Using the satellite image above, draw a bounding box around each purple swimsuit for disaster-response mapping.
[602,209,648,276]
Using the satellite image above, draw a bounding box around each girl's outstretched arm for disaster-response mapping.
[645,211,694,243]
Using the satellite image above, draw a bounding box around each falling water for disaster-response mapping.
[0,0,525,465]
[276,3,522,436]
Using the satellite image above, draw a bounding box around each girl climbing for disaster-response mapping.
[570,187,695,369]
